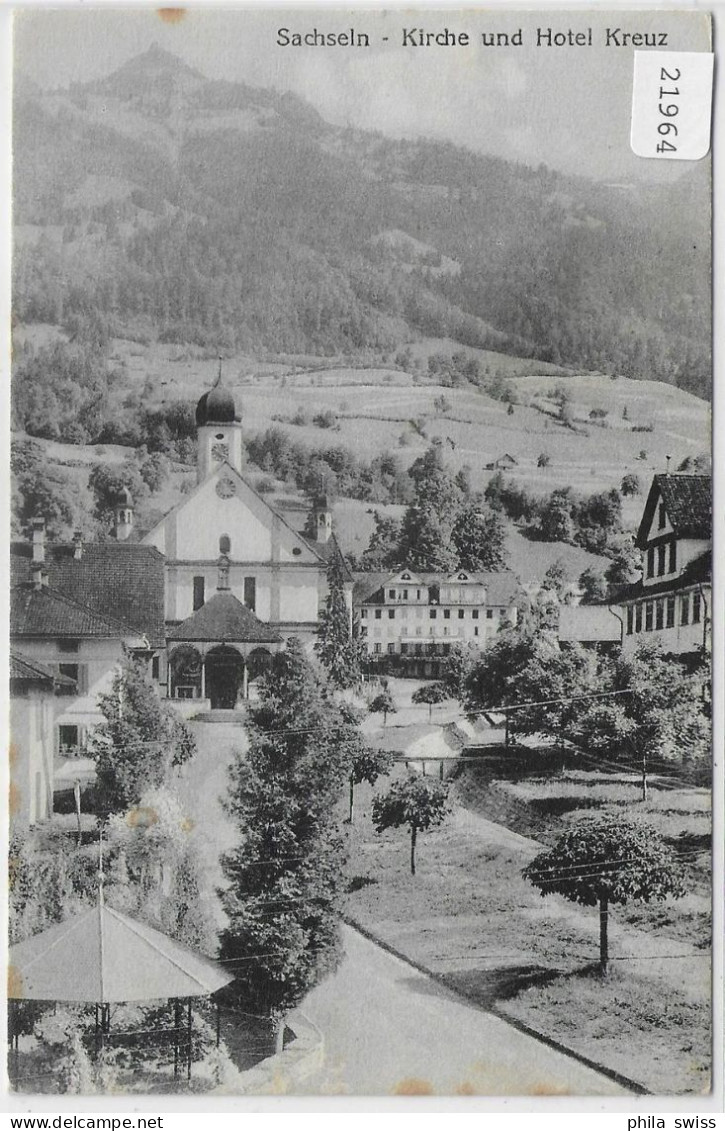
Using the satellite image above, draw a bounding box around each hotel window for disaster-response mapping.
[681,595,690,625]
[655,600,664,630]
[388,610,395,619]
[657,545,666,577]
[647,547,655,578]
[59,663,87,693]
[474,627,479,637]
[430,609,437,619]
[401,644,408,655]
[244,576,256,613]
[361,609,367,619]
[415,643,423,656]
[193,576,205,610]
[458,609,465,619]
[635,604,643,632]
[472,610,479,620]
[375,609,382,619]
[388,589,396,599]
[58,639,80,654]
[626,606,634,635]
[416,589,421,600]
[666,596,676,628]
[645,602,654,632]
[360,626,368,636]
[402,589,408,600]
[669,540,677,573]
[486,610,494,619]
[373,643,382,654]
[443,609,451,620]
[387,643,395,655]
[692,593,702,624]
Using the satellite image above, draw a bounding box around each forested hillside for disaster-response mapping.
[13,45,710,397]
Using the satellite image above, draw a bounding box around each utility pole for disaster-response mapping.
[641,750,648,802]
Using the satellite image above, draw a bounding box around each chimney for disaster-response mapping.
[665,455,672,475]
[31,563,48,590]
[31,516,46,563]
[73,530,84,560]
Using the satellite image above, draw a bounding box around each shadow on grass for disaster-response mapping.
[398,963,565,1011]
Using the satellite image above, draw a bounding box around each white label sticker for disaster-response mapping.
[631,50,714,161]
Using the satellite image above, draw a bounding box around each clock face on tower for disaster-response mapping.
[216,477,236,499]
[211,441,229,463]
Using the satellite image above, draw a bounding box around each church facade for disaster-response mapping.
[141,368,346,708]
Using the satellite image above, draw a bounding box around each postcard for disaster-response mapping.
[6,5,715,1104]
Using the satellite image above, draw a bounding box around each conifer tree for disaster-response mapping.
[315,557,365,689]
[220,638,357,1038]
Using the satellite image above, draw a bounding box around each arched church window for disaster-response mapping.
[219,534,231,555]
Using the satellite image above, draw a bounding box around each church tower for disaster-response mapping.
[195,358,244,483]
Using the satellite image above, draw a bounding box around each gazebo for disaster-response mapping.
[8,898,234,1081]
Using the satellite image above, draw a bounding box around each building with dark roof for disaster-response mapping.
[612,473,711,655]
[354,567,520,678]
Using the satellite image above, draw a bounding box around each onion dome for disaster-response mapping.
[195,358,238,426]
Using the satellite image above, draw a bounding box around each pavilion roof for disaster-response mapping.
[9,903,233,1003]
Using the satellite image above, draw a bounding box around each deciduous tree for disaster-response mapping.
[524,816,685,973]
[372,776,449,875]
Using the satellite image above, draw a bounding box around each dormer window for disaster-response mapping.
[401,572,412,581]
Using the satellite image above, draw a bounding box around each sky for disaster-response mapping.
[12,6,712,183]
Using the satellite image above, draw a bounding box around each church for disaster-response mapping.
[11,368,350,773]
[140,367,350,708]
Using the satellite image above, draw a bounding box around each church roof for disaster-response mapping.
[168,592,282,644]
[195,364,238,426]
[10,543,166,647]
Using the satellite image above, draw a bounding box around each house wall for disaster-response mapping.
[359,600,517,657]
[619,586,710,655]
[9,688,55,826]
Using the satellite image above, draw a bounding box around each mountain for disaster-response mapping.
[12,48,711,396]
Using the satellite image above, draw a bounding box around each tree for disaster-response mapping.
[541,560,570,600]
[372,776,449,875]
[315,557,365,689]
[348,746,394,823]
[411,682,449,721]
[359,511,402,571]
[524,816,685,973]
[90,653,195,815]
[219,638,356,1038]
[369,688,397,726]
[578,567,608,604]
[398,503,459,572]
[538,493,575,543]
[620,473,641,497]
[452,503,507,571]
[537,453,551,468]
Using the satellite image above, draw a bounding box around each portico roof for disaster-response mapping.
[167,591,282,644]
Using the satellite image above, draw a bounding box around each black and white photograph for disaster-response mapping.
[6,5,715,1102]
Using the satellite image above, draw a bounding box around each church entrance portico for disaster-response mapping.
[205,645,245,709]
